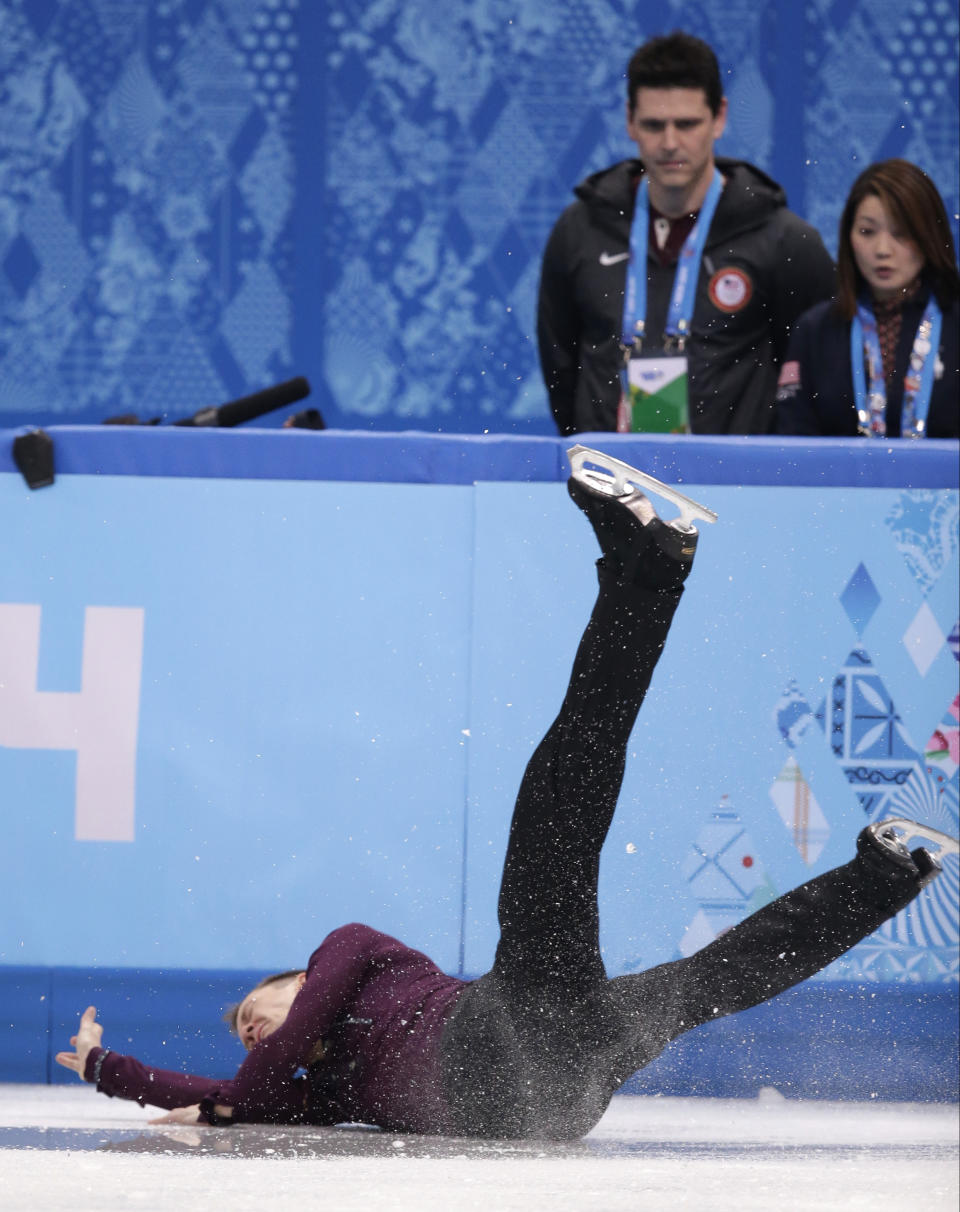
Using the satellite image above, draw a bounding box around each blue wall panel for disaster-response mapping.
[0,968,51,1084]
[2,473,473,971]
[619,983,959,1102]
[463,481,960,982]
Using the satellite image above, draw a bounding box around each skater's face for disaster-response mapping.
[236,972,306,1051]
[626,87,727,208]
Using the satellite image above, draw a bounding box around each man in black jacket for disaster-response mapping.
[537,32,836,436]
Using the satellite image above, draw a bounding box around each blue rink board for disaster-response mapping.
[0,966,954,1102]
[1,431,957,1100]
[3,426,959,487]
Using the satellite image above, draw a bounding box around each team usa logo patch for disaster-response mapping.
[708,267,753,312]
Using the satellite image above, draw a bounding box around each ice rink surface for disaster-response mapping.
[1,1085,956,1212]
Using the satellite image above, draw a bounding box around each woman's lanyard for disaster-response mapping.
[851,295,942,438]
[621,169,724,355]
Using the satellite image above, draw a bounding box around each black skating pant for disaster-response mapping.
[441,564,926,1140]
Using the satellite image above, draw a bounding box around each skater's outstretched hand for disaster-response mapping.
[55,1005,103,1080]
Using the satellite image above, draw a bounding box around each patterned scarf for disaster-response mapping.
[872,278,922,381]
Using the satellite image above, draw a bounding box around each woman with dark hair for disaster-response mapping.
[777,159,959,438]
[55,448,954,1138]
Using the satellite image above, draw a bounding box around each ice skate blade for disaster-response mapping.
[567,444,718,532]
[878,818,959,858]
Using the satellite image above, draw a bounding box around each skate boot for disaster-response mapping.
[856,817,956,895]
[567,444,716,589]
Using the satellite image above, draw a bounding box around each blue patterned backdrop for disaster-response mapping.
[1,0,958,432]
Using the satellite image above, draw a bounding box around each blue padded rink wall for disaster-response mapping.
[0,432,958,1212]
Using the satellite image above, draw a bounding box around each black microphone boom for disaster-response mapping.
[173,376,311,428]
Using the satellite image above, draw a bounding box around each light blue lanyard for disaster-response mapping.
[850,295,942,438]
[621,169,724,350]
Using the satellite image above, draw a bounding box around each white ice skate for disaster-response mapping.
[566,444,718,533]
[873,818,960,859]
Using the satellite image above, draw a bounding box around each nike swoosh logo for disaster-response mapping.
[599,251,630,266]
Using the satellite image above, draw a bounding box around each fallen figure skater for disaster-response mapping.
[57,446,958,1138]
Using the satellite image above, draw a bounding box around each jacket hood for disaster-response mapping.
[573,157,788,245]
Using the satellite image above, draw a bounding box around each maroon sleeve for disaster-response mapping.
[195,923,384,1123]
[84,1046,225,1110]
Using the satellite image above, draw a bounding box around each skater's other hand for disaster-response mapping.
[149,1103,235,1125]
[150,1104,203,1125]
[54,1006,103,1080]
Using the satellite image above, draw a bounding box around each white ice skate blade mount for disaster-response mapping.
[879,818,960,858]
[567,444,718,532]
